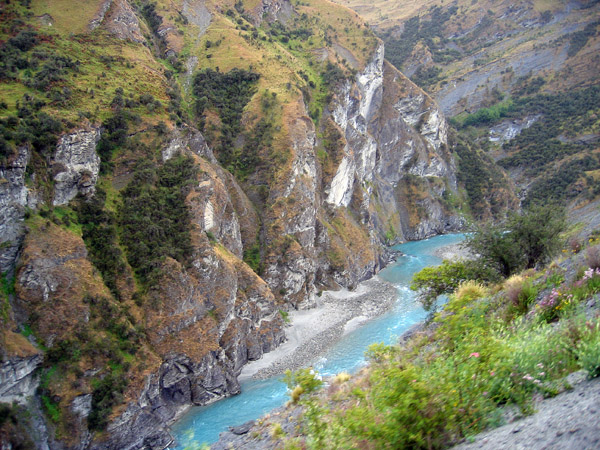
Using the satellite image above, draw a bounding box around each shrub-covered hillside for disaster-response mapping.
[238,206,600,449]
[0,0,481,448]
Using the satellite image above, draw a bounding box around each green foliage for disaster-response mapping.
[380,6,459,71]
[0,94,63,161]
[289,272,600,449]
[95,107,139,173]
[88,370,128,431]
[452,86,600,205]
[75,189,127,299]
[508,279,538,317]
[119,155,197,286]
[279,309,290,324]
[283,368,323,403]
[411,65,443,88]
[466,203,566,277]
[453,86,600,206]
[576,320,600,378]
[0,30,39,80]
[454,99,513,128]
[0,25,79,90]
[566,20,599,57]
[243,238,263,275]
[450,131,511,219]
[525,155,600,207]
[320,61,346,88]
[411,259,497,311]
[235,118,273,180]
[41,395,61,423]
[193,68,260,171]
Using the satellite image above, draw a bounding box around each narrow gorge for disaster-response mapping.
[1,0,598,449]
[0,0,472,448]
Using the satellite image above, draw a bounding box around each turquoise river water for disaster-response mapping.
[170,233,465,448]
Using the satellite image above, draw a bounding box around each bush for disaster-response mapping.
[193,68,259,170]
[577,320,600,378]
[411,259,498,311]
[503,275,538,317]
[586,245,600,270]
[119,155,197,285]
[466,203,566,277]
[455,280,487,303]
[284,368,323,404]
[75,189,127,299]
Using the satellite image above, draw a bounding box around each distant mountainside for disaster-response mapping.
[333,0,600,207]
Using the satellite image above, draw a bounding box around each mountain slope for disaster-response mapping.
[0,0,480,448]
[333,0,600,209]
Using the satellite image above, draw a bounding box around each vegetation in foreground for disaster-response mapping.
[275,206,600,449]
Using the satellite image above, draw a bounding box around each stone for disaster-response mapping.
[230,420,255,435]
[52,127,101,206]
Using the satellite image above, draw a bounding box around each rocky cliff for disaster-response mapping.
[325,44,460,242]
[0,0,468,448]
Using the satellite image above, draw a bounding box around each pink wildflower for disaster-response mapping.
[470,352,480,358]
[490,371,495,376]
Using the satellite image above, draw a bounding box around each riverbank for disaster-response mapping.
[239,237,469,381]
[239,277,398,380]
[433,241,472,261]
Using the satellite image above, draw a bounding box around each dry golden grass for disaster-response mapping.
[32,0,103,33]
[455,280,488,303]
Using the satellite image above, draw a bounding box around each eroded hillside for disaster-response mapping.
[0,0,482,448]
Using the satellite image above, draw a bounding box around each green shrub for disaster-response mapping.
[193,68,260,171]
[577,320,600,378]
[503,275,538,317]
[75,189,126,299]
[119,155,197,286]
[411,259,497,311]
[283,368,323,403]
[466,203,566,277]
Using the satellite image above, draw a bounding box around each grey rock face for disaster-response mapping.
[71,394,93,418]
[263,107,319,309]
[0,354,42,405]
[52,127,101,206]
[88,0,112,31]
[327,43,460,242]
[182,0,212,38]
[89,0,145,43]
[162,125,216,164]
[0,146,30,274]
[103,0,145,43]
[94,352,242,450]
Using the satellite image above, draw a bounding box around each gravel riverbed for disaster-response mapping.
[239,277,398,380]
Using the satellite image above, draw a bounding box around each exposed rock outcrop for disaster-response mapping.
[102,0,145,43]
[261,42,461,309]
[0,146,30,274]
[182,0,212,38]
[52,127,101,206]
[0,354,42,405]
[327,43,460,242]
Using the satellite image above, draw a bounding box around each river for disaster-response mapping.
[169,233,465,448]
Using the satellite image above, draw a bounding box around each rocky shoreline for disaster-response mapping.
[433,241,472,261]
[239,277,398,380]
